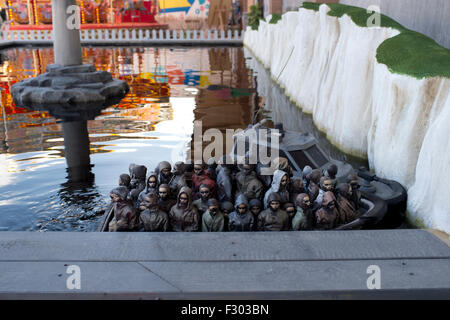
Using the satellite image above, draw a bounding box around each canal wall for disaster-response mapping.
[243,4,450,233]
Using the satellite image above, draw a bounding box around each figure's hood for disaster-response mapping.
[146,171,158,191]
[302,165,312,178]
[249,198,262,209]
[295,193,309,209]
[111,186,129,201]
[337,183,351,199]
[119,174,131,186]
[177,186,193,208]
[129,163,147,180]
[270,169,287,192]
[220,201,234,212]
[174,161,186,175]
[322,191,336,207]
[267,192,281,204]
[158,161,171,172]
[291,176,304,192]
[234,194,249,210]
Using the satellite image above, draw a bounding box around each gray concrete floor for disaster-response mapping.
[0,229,449,299]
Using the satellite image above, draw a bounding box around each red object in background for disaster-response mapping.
[121,1,157,23]
[167,65,185,85]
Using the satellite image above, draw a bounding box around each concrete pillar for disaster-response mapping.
[62,121,91,182]
[52,0,82,66]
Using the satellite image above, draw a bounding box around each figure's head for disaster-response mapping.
[207,198,219,215]
[283,202,295,217]
[347,174,360,191]
[119,173,131,187]
[179,192,189,208]
[322,191,336,210]
[242,164,254,176]
[291,176,304,192]
[110,186,129,203]
[220,201,234,215]
[158,184,170,200]
[302,165,313,180]
[110,192,121,203]
[308,169,322,185]
[148,174,157,189]
[296,193,311,210]
[267,192,281,212]
[280,173,289,188]
[193,164,204,175]
[249,198,262,217]
[199,184,211,201]
[337,183,352,199]
[173,161,185,175]
[237,203,248,214]
[320,177,334,192]
[326,164,338,179]
[144,193,159,211]
[159,161,172,178]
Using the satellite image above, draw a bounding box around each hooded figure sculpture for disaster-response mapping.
[168,161,188,198]
[336,183,358,225]
[169,186,200,232]
[292,193,314,231]
[228,194,254,232]
[137,171,158,208]
[258,193,290,231]
[118,173,131,191]
[235,164,264,201]
[157,161,173,185]
[315,191,339,230]
[202,198,225,232]
[139,193,169,232]
[314,176,335,207]
[192,184,212,216]
[263,169,290,209]
[128,163,147,206]
[216,156,234,203]
[192,163,217,200]
[108,186,138,232]
[289,176,306,204]
[347,174,362,211]
[157,183,176,214]
[325,164,338,189]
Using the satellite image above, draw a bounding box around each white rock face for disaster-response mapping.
[244,5,450,233]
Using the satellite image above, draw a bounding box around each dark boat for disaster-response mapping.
[232,120,407,229]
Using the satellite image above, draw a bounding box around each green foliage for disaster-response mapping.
[301,2,321,11]
[300,2,450,79]
[248,4,264,31]
[377,31,450,78]
[269,14,282,25]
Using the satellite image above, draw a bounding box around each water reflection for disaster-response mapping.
[0,46,251,231]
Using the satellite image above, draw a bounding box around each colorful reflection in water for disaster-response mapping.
[0,46,254,231]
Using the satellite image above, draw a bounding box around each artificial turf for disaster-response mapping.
[287,2,450,79]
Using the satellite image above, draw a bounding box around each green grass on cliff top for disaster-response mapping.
[300,2,450,79]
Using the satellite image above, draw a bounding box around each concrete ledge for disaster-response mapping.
[0,230,449,299]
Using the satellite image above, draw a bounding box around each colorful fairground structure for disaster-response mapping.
[0,0,168,30]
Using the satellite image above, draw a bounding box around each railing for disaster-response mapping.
[0,28,244,44]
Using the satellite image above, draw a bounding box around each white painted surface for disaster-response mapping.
[244,5,450,233]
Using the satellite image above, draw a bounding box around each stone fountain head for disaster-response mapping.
[11,63,129,122]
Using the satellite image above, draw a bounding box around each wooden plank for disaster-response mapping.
[0,230,449,262]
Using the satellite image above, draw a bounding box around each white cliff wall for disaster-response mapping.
[244,5,450,233]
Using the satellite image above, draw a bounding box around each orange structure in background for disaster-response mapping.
[3,0,167,30]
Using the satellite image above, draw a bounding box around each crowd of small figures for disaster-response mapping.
[106,157,363,232]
